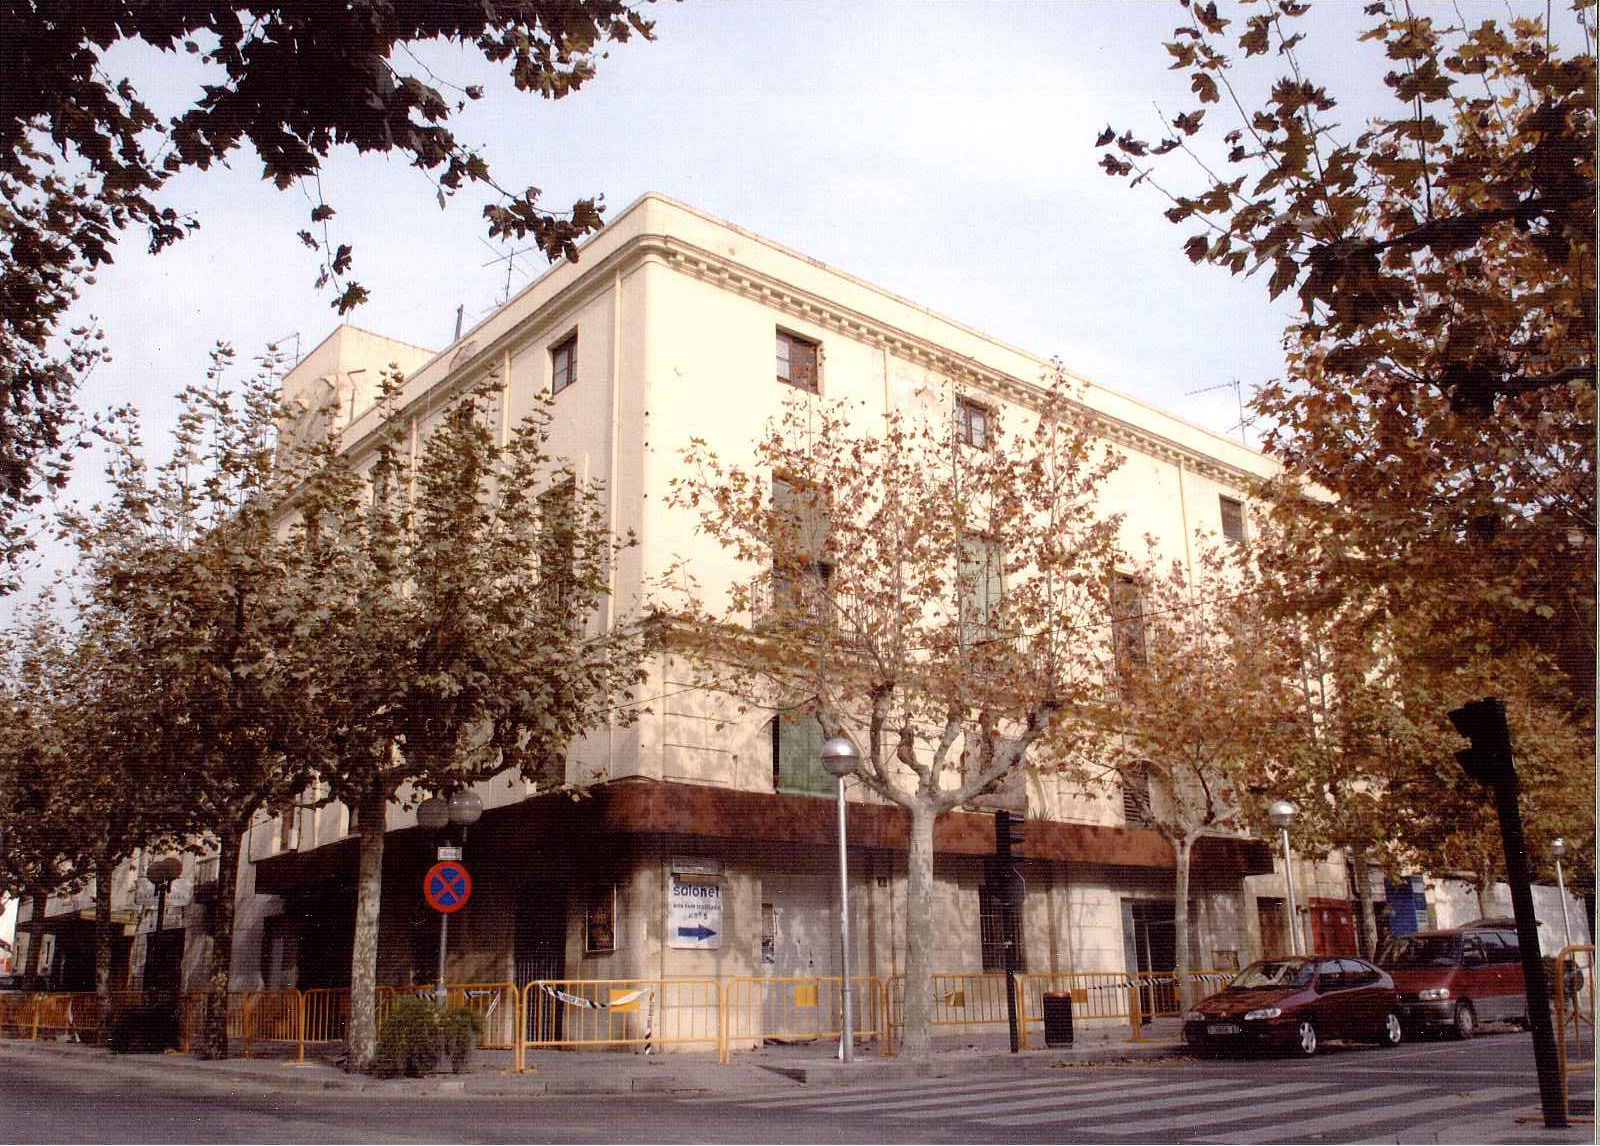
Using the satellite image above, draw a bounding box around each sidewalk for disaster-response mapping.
[0,1020,1184,1098]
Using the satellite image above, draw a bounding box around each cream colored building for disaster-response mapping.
[233,193,1299,1013]
[23,195,1376,1027]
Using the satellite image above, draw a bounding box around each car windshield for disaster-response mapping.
[1379,935,1459,968]
[1228,960,1315,990]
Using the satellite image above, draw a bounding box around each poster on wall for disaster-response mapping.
[668,873,723,949]
[586,883,617,953]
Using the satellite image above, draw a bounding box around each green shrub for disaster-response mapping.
[371,995,439,1078]
[438,1005,485,1073]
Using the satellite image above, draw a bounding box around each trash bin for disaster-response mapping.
[1042,992,1074,1047]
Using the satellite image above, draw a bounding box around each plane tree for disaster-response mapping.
[1095,2,1595,715]
[1,1,654,587]
[666,371,1123,1057]
[283,375,645,1072]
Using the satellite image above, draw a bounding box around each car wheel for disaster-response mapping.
[1295,1019,1319,1057]
[1451,1000,1476,1040]
[1378,1010,1403,1046]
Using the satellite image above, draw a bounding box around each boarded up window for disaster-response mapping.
[1111,572,1147,679]
[771,714,832,797]
[1219,495,1246,543]
[776,330,819,392]
[959,534,1004,646]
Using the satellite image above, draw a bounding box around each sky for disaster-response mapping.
[7,0,1587,608]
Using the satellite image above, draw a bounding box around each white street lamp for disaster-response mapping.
[1268,800,1302,955]
[820,735,860,1064]
[1551,839,1573,948]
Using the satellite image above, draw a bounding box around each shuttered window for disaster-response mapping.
[776,330,819,392]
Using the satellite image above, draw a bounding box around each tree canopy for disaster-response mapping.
[1,1,654,587]
[667,371,1124,1055]
[1096,1,1595,711]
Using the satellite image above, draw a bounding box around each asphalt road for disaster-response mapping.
[6,1028,1584,1144]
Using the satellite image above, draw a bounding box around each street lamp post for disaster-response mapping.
[418,791,483,1007]
[145,856,184,993]
[1268,801,1301,955]
[820,735,860,1065]
[1551,839,1573,949]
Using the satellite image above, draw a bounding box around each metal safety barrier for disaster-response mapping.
[1554,944,1595,1122]
[517,978,721,1071]
[721,976,888,1063]
[383,983,519,1049]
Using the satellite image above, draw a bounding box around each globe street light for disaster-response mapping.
[418,791,484,1005]
[1267,800,1302,955]
[820,734,860,1065]
[1551,839,1573,948]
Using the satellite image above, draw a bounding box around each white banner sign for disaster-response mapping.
[668,874,723,949]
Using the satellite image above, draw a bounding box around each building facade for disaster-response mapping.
[28,196,1583,1020]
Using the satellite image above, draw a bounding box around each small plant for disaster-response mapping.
[438,1005,485,1073]
[371,995,439,1078]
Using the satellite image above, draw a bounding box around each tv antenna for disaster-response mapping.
[1184,378,1253,445]
[267,331,302,371]
[480,237,537,304]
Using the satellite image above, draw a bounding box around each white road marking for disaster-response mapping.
[976,1080,1353,1129]
[889,1077,1255,1120]
[1183,1086,1524,1143]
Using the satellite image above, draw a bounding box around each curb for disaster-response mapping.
[760,1041,1186,1085]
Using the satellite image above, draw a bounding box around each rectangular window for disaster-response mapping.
[770,476,832,618]
[957,398,991,450]
[1219,495,1246,544]
[540,479,577,612]
[1122,763,1154,827]
[959,534,1004,646]
[776,330,819,392]
[1111,572,1147,677]
[551,333,577,395]
[978,869,1027,972]
[771,714,833,797]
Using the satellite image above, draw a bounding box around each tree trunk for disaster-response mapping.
[1350,845,1378,958]
[1173,835,1193,1009]
[200,824,243,1060]
[898,799,937,1059]
[94,856,114,1046]
[26,889,47,981]
[1473,873,1491,919]
[347,782,390,1073]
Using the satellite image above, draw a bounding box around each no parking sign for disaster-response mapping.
[424,860,472,914]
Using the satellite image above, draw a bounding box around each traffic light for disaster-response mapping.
[994,810,1026,859]
[1447,697,1513,787]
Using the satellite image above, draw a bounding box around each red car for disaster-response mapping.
[1182,955,1404,1056]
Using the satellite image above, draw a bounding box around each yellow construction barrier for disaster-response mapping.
[301,987,350,1049]
[721,976,888,1063]
[385,983,519,1049]
[1554,944,1595,1123]
[517,978,721,1072]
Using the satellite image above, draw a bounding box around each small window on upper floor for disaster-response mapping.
[551,333,577,395]
[1219,495,1246,544]
[776,329,819,392]
[957,397,991,450]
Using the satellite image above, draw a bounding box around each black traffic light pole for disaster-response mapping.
[1448,697,1567,1129]
[994,811,1023,1054]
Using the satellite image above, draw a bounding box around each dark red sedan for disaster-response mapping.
[1182,955,1404,1056]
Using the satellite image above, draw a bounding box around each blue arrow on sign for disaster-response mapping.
[676,924,717,941]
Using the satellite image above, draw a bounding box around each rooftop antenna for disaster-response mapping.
[1184,378,1251,445]
[479,237,536,304]
[267,331,301,372]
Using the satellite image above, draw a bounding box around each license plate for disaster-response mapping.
[1207,1023,1241,1035]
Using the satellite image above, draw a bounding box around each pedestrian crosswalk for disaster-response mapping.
[694,1071,1529,1142]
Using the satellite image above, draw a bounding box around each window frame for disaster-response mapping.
[550,331,578,396]
[1219,494,1247,544]
[1110,571,1148,682]
[1121,762,1155,827]
[771,713,834,797]
[775,328,820,393]
[956,396,992,450]
[958,533,1005,646]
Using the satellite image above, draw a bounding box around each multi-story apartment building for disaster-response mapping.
[19,194,1383,1004]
